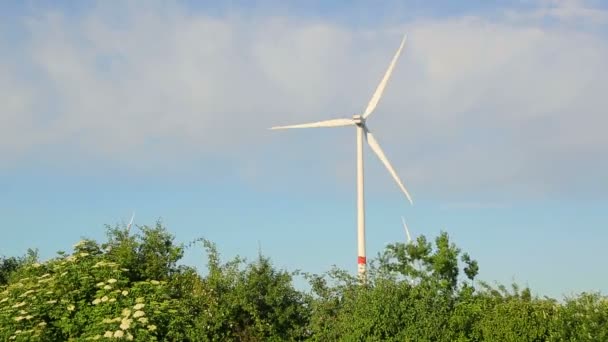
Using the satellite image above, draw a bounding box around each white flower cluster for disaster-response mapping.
[92,278,128,305]
[93,261,119,268]
[96,297,159,339]
[1,262,166,341]
[0,278,59,340]
[73,240,87,249]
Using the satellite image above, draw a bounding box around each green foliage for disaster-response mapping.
[469,282,557,341]
[103,221,184,282]
[306,231,481,341]
[0,249,38,286]
[551,292,608,341]
[0,225,189,341]
[191,241,310,341]
[1,223,607,341]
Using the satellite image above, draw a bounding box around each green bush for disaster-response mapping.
[1,223,607,341]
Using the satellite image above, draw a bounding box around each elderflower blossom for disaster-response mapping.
[12,302,26,308]
[114,330,124,338]
[120,318,132,330]
[135,297,145,303]
[67,304,75,311]
[20,290,35,297]
[148,325,157,331]
[133,303,145,310]
[73,240,86,248]
[107,279,117,284]
[103,285,112,290]
[137,317,148,324]
[101,296,109,302]
[133,310,145,318]
[121,290,129,296]
[92,298,101,305]
[122,308,132,317]
[104,331,113,338]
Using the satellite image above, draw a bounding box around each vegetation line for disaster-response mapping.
[1,221,606,341]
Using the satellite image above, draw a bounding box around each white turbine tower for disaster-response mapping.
[270,34,413,281]
[401,216,412,244]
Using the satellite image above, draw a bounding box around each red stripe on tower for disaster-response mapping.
[357,256,366,265]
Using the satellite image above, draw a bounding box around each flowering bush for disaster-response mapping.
[2,223,607,341]
[0,231,186,341]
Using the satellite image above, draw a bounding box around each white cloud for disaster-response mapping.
[0,2,606,199]
[505,0,608,25]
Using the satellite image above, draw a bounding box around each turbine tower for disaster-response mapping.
[270,34,413,281]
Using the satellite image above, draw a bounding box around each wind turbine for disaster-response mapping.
[270,34,413,281]
[401,216,412,244]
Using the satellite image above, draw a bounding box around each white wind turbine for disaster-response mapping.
[270,34,413,281]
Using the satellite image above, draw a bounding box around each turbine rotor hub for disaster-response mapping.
[352,114,365,126]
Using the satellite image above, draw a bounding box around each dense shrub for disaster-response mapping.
[1,222,606,341]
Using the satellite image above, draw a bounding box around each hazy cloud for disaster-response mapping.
[0,1,606,200]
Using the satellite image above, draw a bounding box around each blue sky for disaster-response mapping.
[1,0,607,298]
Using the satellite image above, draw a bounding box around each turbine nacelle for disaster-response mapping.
[352,114,365,126]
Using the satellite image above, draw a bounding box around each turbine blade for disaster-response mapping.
[127,212,135,231]
[362,34,407,119]
[365,127,413,205]
[401,216,412,243]
[270,118,354,130]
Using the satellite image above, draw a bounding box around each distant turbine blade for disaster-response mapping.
[401,216,412,243]
[270,118,354,130]
[127,212,135,231]
[362,34,407,119]
[364,128,413,205]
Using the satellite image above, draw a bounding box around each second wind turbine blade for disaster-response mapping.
[401,216,412,243]
[270,118,354,130]
[127,212,135,232]
[365,128,413,205]
[362,34,407,119]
